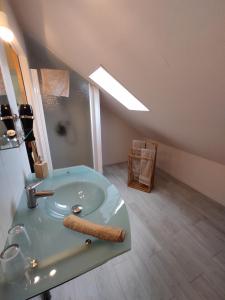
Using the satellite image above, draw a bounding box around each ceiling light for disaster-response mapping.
[0,12,14,42]
[89,66,149,111]
[0,27,14,42]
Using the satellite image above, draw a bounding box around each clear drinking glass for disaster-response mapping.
[8,224,31,257]
[0,244,28,281]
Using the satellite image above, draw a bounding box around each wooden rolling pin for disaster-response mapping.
[63,215,126,243]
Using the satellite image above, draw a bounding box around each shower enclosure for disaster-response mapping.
[30,69,102,172]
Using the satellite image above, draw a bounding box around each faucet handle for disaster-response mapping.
[25,181,43,191]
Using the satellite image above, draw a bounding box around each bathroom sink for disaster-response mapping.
[45,181,105,219]
[36,166,123,224]
[0,166,131,300]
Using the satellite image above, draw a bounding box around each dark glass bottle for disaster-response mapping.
[19,104,35,141]
[19,104,35,172]
[0,104,15,131]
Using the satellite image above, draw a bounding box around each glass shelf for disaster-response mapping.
[0,130,32,151]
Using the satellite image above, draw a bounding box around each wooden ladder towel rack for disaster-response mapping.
[128,141,157,193]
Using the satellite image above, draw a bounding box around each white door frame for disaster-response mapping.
[30,69,53,171]
[89,83,103,173]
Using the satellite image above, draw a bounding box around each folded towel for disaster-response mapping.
[139,148,154,186]
[131,140,146,180]
[131,148,141,180]
[63,215,126,243]
[40,69,70,97]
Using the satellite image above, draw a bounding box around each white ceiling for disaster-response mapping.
[9,0,225,164]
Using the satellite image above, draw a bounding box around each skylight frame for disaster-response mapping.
[89,66,149,111]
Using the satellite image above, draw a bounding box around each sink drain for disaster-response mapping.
[71,205,83,215]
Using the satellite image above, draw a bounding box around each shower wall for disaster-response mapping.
[25,37,93,169]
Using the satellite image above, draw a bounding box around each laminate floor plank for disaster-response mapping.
[113,258,151,300]
[186,219,225,257]
[213,250,225,271]
[31,163,225,300]
[201,263,225,298]
[90,263,127,300]
[153,249,205,300]
[168,228,213,281]
[191,275,224,300]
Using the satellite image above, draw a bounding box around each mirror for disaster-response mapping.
[0,66,13,146]
[0,43,35,172]
[2,43,36,172]
[0,42,28,139]
[4,43,28,105]
[0,43,27,143]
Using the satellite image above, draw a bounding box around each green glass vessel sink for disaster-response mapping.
[0,166,131,300]
[45,181,105,219]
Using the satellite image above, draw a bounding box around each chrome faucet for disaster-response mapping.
[25,181,54,209]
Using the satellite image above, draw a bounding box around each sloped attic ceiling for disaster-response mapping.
[9,0,225,165]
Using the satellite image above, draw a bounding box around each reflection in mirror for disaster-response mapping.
[4,43,27,105]
[0,49,24,150]
[0,44,36,173]
[0,66,10,140]
[3,43,36,172]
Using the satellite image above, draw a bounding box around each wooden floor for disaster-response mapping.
[34,163,225,300]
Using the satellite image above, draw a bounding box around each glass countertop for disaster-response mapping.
[0,166,131,300]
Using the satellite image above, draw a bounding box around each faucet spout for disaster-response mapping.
[35,191,54,198]
[25,181,54,209]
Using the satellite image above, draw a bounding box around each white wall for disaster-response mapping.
[157,142,225,206]
[0,145,29,249]
[0,1,30,250]
[101,104,142,166]
[100,106,225,206]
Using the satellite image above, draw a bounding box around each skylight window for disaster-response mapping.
[89,67,149,111]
